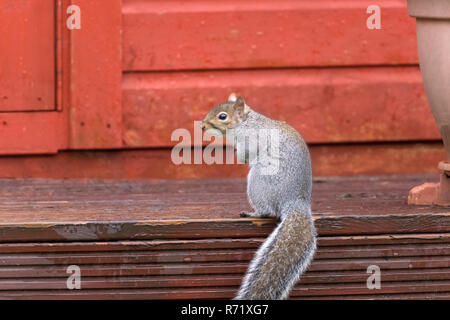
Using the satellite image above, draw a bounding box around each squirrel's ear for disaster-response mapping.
[234,96,250,118]
[228,93,237,102]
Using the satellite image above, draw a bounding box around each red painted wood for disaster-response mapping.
[0,0,124,155]
[311,142,446,177]
[0,1,72,155]
[122,0,418,71]
[0,0,55,111]
[122,66,439,148]
[0,112,66,154]
[69,0,123,149]
[55,0,72,113]
[0,143,444,179]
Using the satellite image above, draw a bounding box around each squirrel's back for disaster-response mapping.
[236,110,313,213]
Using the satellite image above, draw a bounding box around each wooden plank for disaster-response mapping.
[0,213,448,242]
[0,112,67,154]
[122,0,418,71]
[0,262,249,278]
[0,249,256,266]
[122,67,439,147]
[299,292,450,300]
[69,0,122,149]
[317,243,450,259]
[0,176,448,242]
[0,290,446,300]
[0,243,448,266]
[0,239,265,254]
[55,0,72,113]
[0,0,55,111]
[0,0,72,155]
[1,281,449,299]
[0,233,448,253]
[301,269,450,285]
[289,281,450,297]
[319,233,450,246]
[0,287,236,300]
[311,142,446,177]
[315,213,450,237]
[0,175,447,218]
[1,269,449,290]
[0,256,448,278]
[0,142,445,178]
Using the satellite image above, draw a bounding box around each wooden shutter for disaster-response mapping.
[0,0,122,155]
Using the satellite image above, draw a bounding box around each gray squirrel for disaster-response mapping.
[201,94,317,300]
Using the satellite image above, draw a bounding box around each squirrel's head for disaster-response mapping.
[201,93,251,136]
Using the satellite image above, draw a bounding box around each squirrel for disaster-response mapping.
[201,94,317,300]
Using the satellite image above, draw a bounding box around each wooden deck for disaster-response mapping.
[0,175,449,299]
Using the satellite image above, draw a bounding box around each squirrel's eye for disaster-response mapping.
[218,113,227,120]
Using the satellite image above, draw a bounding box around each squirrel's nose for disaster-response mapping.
[201,122,207,131]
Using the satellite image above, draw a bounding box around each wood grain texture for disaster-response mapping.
[0,112,67,154]
[0,0,122,155]
[1,255,447,277]
[68,0,123,149]
[0,175,449,242]
[122,0,418,71]
[0,0,55,111]
[1,233,449,253]
[0,244,448,266]
[122,67,438,148]
[1,268,449,290]
[299,292,450,300]
[0,1,70,155]
[0,237,448,298]
[0,281,449,299]
[0,176,448,299]
[0,214,448,242]
[0,142,445,179]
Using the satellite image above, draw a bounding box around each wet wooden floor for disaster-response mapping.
[0,175,449,299]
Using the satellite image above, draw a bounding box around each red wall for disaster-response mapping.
[0,0,445,178]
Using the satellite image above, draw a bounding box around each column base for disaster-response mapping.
[408,161,450,206]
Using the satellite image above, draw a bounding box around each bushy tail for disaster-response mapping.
[235,201,316,300]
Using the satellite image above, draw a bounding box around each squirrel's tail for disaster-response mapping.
[235,201,316,300]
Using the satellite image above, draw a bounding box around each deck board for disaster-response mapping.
[0,175,449,242]
[0,175,448,299]
[0,174,448,220]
